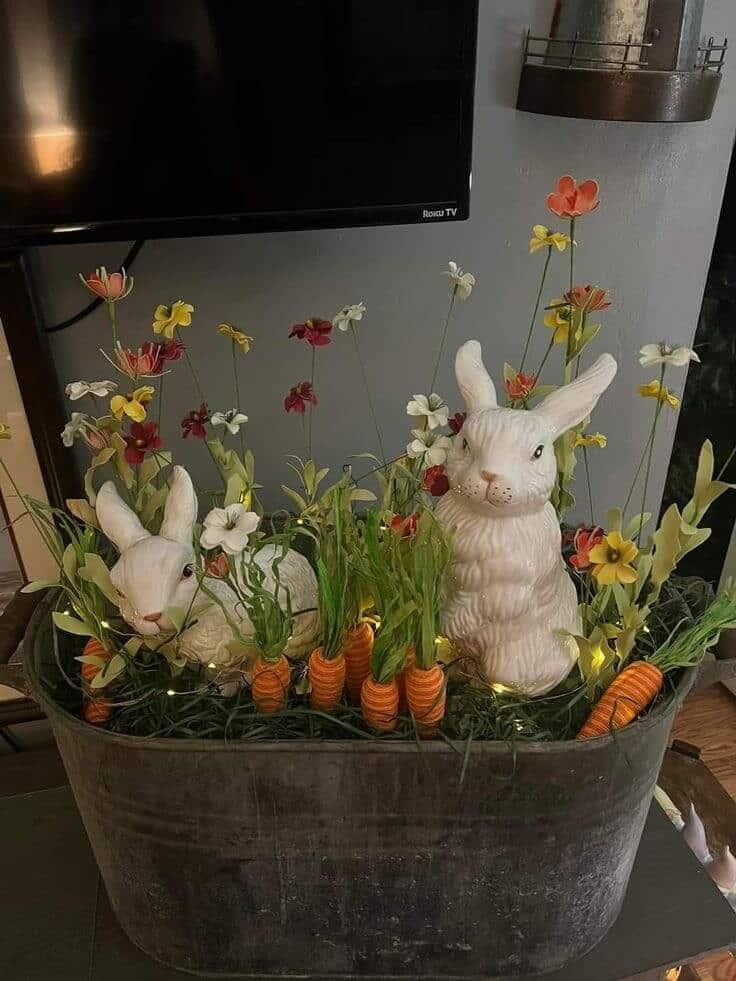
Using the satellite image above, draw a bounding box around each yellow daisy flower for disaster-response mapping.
[638,379,680,409]
[0,423,11,440]
[529,225,572,254]
[543,298,571,344]
[575,431,607,449]
[110,386,155,423]
[217,323,253,352]
[152,301,194,339]
[589,531,639,586]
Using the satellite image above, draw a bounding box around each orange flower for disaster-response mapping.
[390,513,419,538]
[546,175,599,219]
[505,370,537,401]
[79,266,134,301]
[564,284,610,312]
[569,526,604,571]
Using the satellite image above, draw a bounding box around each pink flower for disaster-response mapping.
[422,465,450,497]
[390,512,419,538]
[569,525,605,570]
[123,421,163,464]
[181,403,210,439]
[564,285,610,313]
[284,381,317,414]
[505,370,537,401]
[448,411,467,435]
[289,318,332,347]
[79,266,134,302]
[546,175,599,219]
[205,551,230,579]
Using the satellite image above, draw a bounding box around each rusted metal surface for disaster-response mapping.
[24,605,693,977]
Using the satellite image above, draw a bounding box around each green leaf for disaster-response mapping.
[83,447,117,506]
[350,488,377,503]
[77,553,120,607]
[110,433,134,491]
[606,508,623,533]
[622,512,651,540]
[62,543,78,581]
[76,653,107,668]
[224,473,245,507]
[21,579,58,593]
[91,652,126,689]
[682,439,734,526]
[502,362,516,385]
[650,504,683,587]
[52,611,94,636]
[141,484,169,526]
[678,526,711,559]
[164,605,187,633]
[66,498,101,529]
[281,485,308,512]
[123,637,143,656]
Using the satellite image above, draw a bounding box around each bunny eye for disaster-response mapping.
[462,437,470,452]
[532,444,544,459]
[182,564,194,579]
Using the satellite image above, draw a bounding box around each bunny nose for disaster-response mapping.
[143,612,162,623]
[481,470,498,484]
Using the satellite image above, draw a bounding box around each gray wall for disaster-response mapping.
[35,0,736,520]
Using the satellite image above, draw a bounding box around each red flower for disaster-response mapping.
[422,465,450,497]
[505,370,537,401]
[564,285,610,313]
[284,381,317,414]
[205,551,230,578]
[448,411,467,435]
[117,341,164,378]
[161,339,185,362]
[181,403,210,439]
[569,525,604,570]
[289,318,332,347]
[546,175,599,219]
[390,512,419,538]
[123,421,163,464]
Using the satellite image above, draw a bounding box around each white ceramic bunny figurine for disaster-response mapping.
[95,466,318,679]
[436,340,617,696]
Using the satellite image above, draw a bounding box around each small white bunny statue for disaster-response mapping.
[436,340,617,696]
[95,466,318,682]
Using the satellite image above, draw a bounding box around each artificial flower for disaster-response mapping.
[123,421,163,465]
[529,225,571,254]
[181,403,210,439]
[574,431,608,448]
[205,551,230,578]
[546,175,600,219]
[284,381,317,414]
[569,526,604,570]
[544,299,571,344]
[61,412,87,447]
[406,429,452,467]
[84,426,112,451]
[211,409,249,435]
[79,266,134,302]
[444,261,475,300]
[200,504,260,555]
[638,343,700,368]
[589,531,639,585]
[152,300,194,339]
[505,370,537,401]
[65,379,117,400]
[406,393,449,430]
[110,386,155,423]
[116,342,164,379]
[390,512,419,538]
[448,411,467,435]
[564,285,611,313]
[217,323,253,351]
[638,380,680,409]
[0,423,11,440]
[422,465,450,496]
[161,339,185,362]
[289,318,332,347]
[332,302,366,331]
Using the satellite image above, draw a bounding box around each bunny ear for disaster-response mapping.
[96,481,151,553]
[455,340,498,413]
[160,466,198,546]
[533,354,617,436]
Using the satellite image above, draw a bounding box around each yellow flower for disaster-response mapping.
[152,301,194,339]
[638,379,680,409]
[589,531,639,586]
[0,423,11,440]
[543,298,571,344]
[110,386,155,423]
[575,431,607,448]
[217,323,253,352]
[529,225,572,254]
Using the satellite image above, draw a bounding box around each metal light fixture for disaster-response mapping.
[517,0,726,122]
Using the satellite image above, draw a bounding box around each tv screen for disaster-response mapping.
[0,0,478,245]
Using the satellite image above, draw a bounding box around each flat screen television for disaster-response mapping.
[0,0,478,246]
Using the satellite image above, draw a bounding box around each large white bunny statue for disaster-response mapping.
[95,466,318,682]
[436,340,617,696]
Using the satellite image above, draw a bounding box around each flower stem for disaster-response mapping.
[351,324,386,464]
[520,246,552,373]
[108,302,118,348]
[563,217,576,385]
[307,344,316,461]
[178,328,207,405]
[637,364,666,544]
[717,443,736,481]
[158,373,164,429]
[582,446,594,524]
[429,287,457,393]
[534,335,556,380]
[231,342,246,459]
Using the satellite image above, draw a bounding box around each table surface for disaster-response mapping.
[2,784,735,981]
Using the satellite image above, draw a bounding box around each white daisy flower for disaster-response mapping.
[406,393,449,430]
[406,429,452,467]
[210,409,249,435]
[332,301,366,332]
[444,261,475,300]
[200,504,260,556]
[638,343,700,368]
[61,412,88,447]
[65,379,118,400]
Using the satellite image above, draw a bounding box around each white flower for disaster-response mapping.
[406,393,449,430]
[200,504,260,556]
[444,261,475,300]
[65,379,118,400]
[332,301,366,332]
[210,409,249,435]
[61,412,87,447]
[638,343,700,368]
[406,429,452,467]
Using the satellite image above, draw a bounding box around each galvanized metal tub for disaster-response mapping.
[24,605,693,978]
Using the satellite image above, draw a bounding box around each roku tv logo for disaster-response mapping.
[422,206,459,219]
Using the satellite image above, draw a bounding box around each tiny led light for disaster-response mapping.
[167,689,176,696]
[101,620,110,629]
[296,518,305,525]
[207,662,217,670]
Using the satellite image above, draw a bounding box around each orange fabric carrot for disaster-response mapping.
[84,698,112,725]
[80,637,108,683]
[343,621,374,702]
[81,639,111,725]
[397,644,415,712]
[405,662,446,731]
[309,647,346,711]
[576,662,663,740]
[252,655,291,714]
[361,676,400,732]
